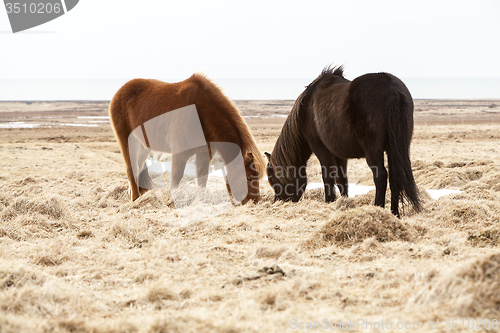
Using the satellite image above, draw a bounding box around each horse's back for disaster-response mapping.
[350,72,410,101]
[109,75,255,151]
[109,77,204,134]
[347,73,413,135]
[349,73,412,111]
[307,72,413,157]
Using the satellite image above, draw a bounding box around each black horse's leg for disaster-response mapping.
[365,154,388,209]
[389,175,401,217]
[195,151,210,188]
[322,166,337,202]
[313,149,338,202]
[334,157,349,197]
[171,152,190,189]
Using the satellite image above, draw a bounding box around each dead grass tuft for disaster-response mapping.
[331,196,360,211]
[301,188,325,201]
[57,320,88,333]
[0,262,45,289]
[305,206,414,248]
[108,184,130,202]
[428,197,500,231]
[148,320,183,333]
[484,173,500,191]
[261,292,277,308]
[0,315,36,333]
[0,192,11,207]
[146,283,178,303]
[133,270,160,284]
[450,187,500,201]
[106,219,151,249]
[0,225,24,241]
[127,191,170,210]
[422,169,482,189]
[468,227,500,247]
[255,246,287,259]
[17,176,37,185]
[409,252,500,317]
[347,237,387,261]
[35,256,63,267]
[2,196,66,221]
[77,230,93,239]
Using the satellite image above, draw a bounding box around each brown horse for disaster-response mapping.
[109,74,266,204]
[265,66,421,216]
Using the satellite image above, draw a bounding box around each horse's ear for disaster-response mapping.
[264,152,271,161]
[244,151,254,162]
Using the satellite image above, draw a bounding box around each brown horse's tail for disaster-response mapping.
[386,92,422,212]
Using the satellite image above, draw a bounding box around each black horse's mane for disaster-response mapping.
[302,65,346,93]
[321,65,345,78]
[270,65,346,182]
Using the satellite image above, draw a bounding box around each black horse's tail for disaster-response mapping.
[386,92,422,212]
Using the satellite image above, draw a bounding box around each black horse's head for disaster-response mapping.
[265,152,307,202]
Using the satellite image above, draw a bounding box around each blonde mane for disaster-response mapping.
[190,73,267,179]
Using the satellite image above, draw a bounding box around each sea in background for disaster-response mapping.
[1,78,500,101]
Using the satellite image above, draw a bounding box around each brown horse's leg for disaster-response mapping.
[121,145,141,201]
[195,151,210,188]
[365,154,387,209]
[334,157,349,197]
[171,152,190,189]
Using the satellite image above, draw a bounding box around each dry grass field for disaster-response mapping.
[1,100,500,332]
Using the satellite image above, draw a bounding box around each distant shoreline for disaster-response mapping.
[1,98,500,103]
[1,100,499,126]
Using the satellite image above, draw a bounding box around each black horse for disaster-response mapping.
[265,66,421,217]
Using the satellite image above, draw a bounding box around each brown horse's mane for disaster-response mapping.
[270,65,346,183]
[190,73,267,179]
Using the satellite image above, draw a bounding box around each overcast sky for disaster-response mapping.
[1,0,499,80]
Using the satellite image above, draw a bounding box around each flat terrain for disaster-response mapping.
[1,100,500,332]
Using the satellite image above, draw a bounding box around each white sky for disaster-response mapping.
[1,0,499,80]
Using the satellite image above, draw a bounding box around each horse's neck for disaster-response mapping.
[211,143,243,170]
[275,136,311,172]
[214,105,247,147]
[294,142,312,168]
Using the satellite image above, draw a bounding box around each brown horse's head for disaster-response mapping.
[241,151,262,204]
[225,150,263,204]
[265,152,306,202]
